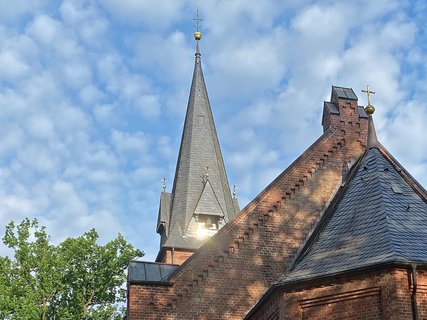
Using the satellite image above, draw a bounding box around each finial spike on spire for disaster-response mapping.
[196,41,200,55]
[367,115,379,149]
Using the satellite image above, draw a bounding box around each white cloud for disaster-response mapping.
[111,130,149,155]
[100,0,188,29]
[0,0,426,262]
[60,1,109,46]
[0,0,47,22]
[79,84,104,105]
[0,51,29,79]
[28,115,55,140]
[133,31,193,84]
[27,15,61,45]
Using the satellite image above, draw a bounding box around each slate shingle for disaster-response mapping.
[161,46,238,250]
[282,147,427,283]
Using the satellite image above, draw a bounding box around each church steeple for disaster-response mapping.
[155,28,239,264]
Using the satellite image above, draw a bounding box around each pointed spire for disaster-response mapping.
[155,20,238,257]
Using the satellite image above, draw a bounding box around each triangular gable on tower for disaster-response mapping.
[194,180,225,217]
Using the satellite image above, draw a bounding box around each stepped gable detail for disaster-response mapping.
[247,96,427,320]
[127,86,371,319]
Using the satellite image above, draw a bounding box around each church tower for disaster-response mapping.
[155,30,239,264]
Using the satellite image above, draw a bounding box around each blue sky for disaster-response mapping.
[0,0,426,261]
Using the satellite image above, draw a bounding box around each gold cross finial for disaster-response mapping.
[361,85,375,106]
[161,177,167,192]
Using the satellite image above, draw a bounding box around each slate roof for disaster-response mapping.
[194,180,225,217]
[324,101,339,115]
[156,191,171,234]
[332,86,358,100]
[128,261,178,284]
[160,43,238,250]
[282,145,427,283]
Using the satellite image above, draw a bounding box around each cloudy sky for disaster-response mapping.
[0,0,426,261]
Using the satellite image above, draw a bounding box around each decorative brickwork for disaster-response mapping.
[127,91,371,319]
[249,268,427,320]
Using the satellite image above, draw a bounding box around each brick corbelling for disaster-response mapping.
[169,133,341,276]
[248,268,427,320]
[279,268,399,320]
[129,113,368,319]
[248,267,406,319]
[167,132,364,313]
[171,124,365,280]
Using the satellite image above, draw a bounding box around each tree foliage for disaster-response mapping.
[0,218,143,320]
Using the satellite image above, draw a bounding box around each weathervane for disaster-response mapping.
[361,85,376,115]
[193,8,203,32]
[161,177,167,192]
[193,8,203,41]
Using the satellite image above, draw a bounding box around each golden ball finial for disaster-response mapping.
[365,104,375,116]
[194,31,202,41]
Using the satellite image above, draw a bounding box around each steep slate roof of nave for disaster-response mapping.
[282,141,427,283]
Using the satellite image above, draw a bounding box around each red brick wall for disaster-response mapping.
[128,96,369,319]
[164,249,194,265]
[250,268,427,320]
[418,270,427,319]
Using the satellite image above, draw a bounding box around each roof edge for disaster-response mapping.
[280,260,427,286]
[378,145,427,203]
[245,260,427,319]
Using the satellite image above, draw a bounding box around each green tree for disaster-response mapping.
[1,218,143,320]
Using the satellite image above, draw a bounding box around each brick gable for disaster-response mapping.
[128,89,369,319]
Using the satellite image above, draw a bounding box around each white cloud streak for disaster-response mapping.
[0,0,426,261]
